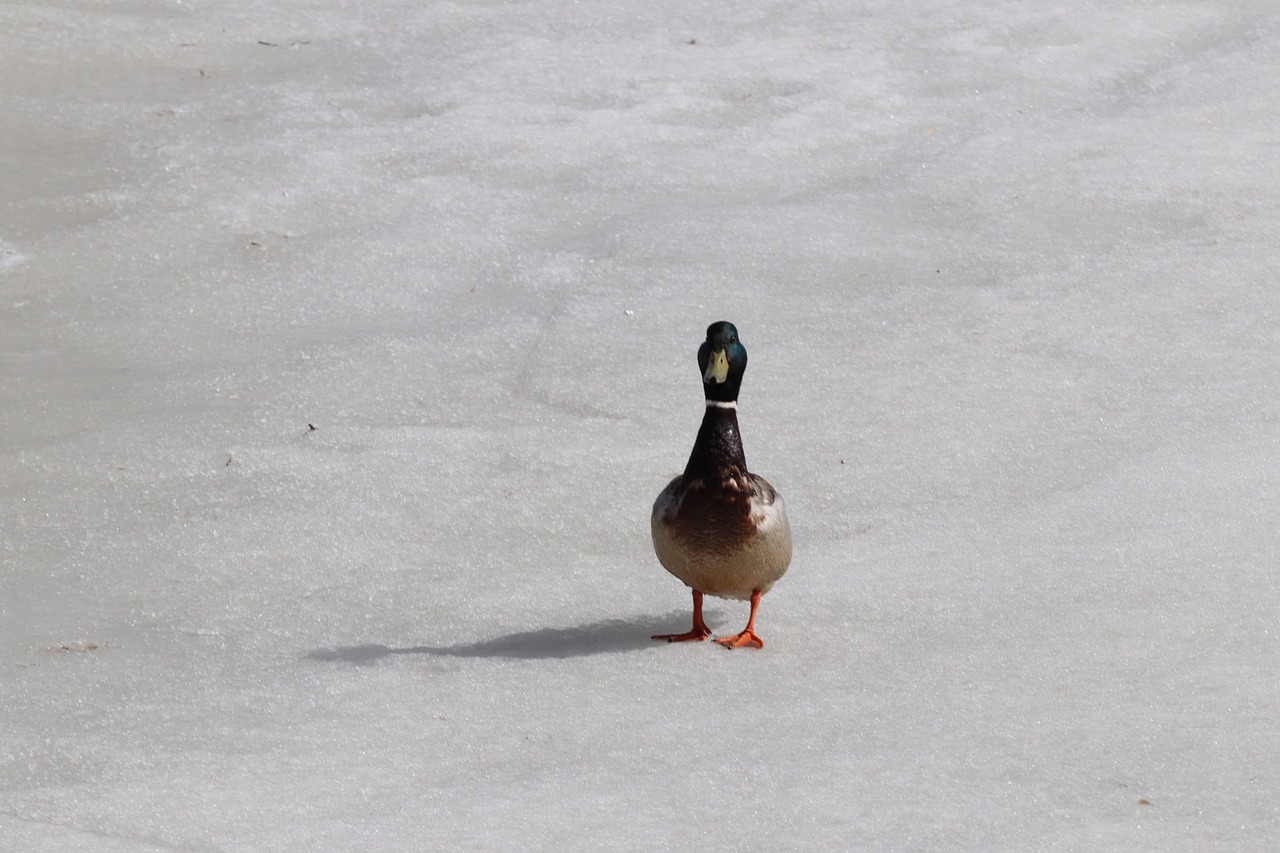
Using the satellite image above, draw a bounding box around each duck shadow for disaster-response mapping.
[306,611,712,663]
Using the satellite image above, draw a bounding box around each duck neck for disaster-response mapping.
[684,401,748,481]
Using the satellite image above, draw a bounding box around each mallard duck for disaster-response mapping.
[651,321,792,649]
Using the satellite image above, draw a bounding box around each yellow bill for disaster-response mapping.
[703,349,729,384]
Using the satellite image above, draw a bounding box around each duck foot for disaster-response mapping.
[653,628,711,643]
[713,588,765,650]
[652,589,711,642]
[714,630,763,649]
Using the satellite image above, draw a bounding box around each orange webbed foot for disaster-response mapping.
[714,630,763,650]
[653,589,711,643]
[713,588,766,649]
[651,627,711,643]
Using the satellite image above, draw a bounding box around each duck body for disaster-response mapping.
[651,322,792,649]
[652,410,791,600]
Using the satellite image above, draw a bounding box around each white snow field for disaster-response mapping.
[3,0,1280,849]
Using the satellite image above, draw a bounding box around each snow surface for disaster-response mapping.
[3,0,1280,849]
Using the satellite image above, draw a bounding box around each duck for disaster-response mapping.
[651,321,792,649]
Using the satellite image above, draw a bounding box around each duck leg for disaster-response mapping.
[715,588,765,649]
[652,589,712,642]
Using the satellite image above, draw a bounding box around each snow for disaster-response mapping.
[3,0,1279,849]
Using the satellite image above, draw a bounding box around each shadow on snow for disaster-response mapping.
[305,611,712,663]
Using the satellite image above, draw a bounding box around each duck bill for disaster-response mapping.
[703,348,729,384]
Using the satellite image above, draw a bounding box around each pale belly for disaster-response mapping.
[651,477,792,601]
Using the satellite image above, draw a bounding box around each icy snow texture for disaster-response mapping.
[3,0,1279,849]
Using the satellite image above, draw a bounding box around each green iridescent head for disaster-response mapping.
[697,321,748,403]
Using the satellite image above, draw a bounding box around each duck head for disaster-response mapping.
[698,321,748,403]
